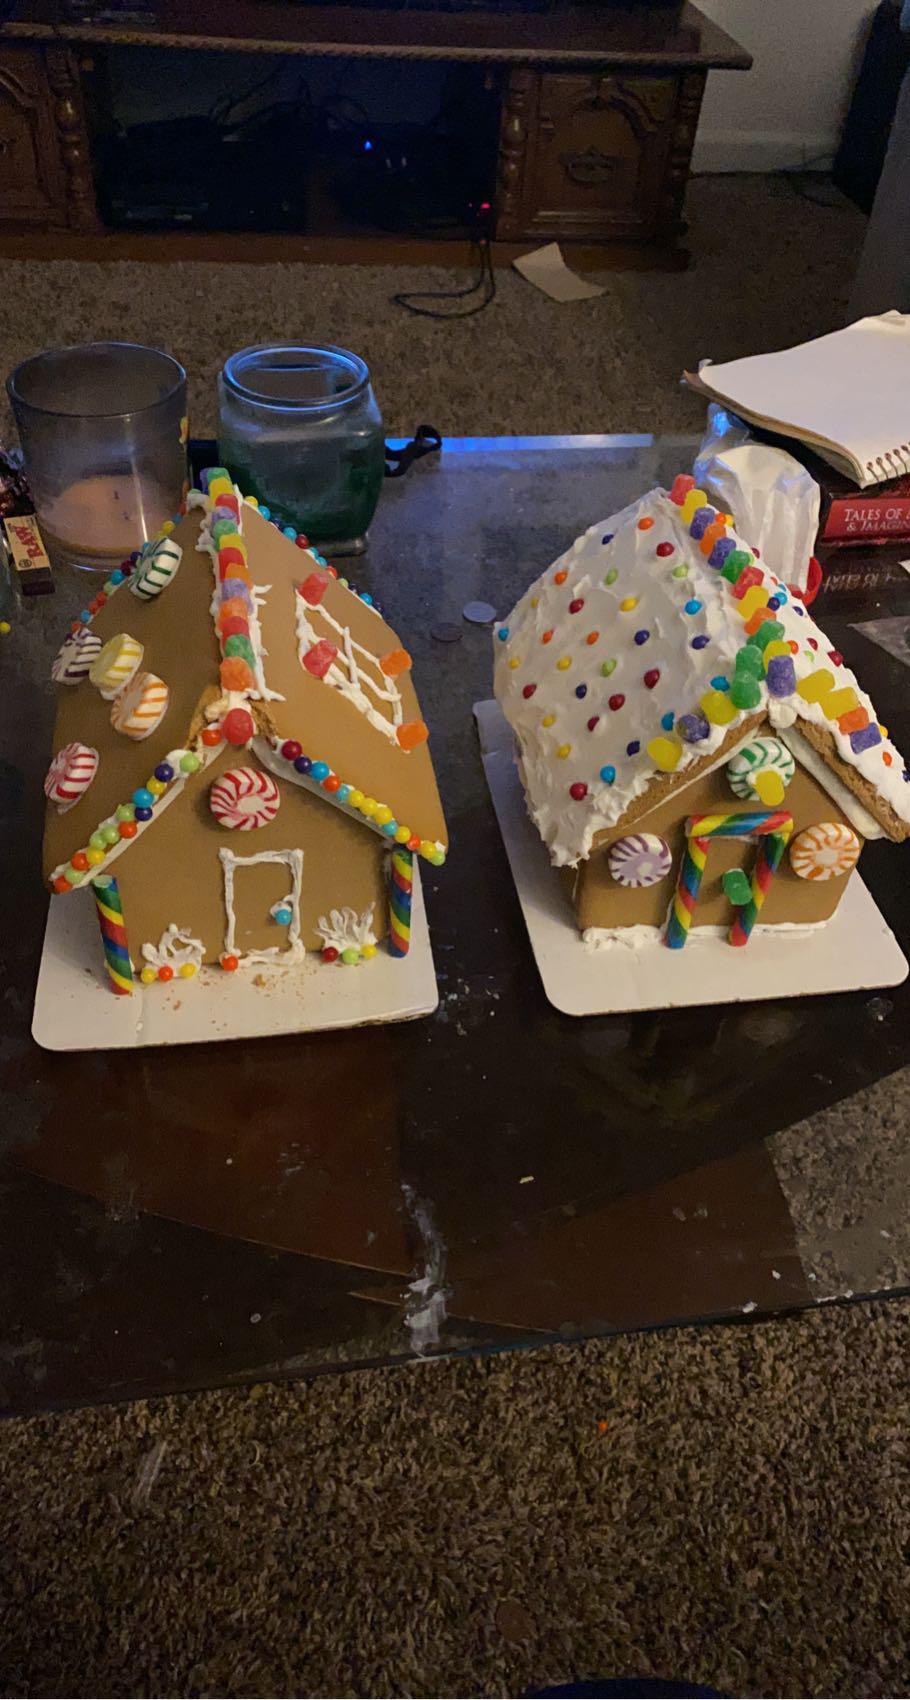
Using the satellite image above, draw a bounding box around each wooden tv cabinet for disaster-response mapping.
[0,1,750,267]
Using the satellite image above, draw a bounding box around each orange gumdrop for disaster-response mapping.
[380,648,412,678]
[220,656,255,691]
[397,719,429,751]
[218,597,250,626]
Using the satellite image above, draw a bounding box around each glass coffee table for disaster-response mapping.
[3,434,910,1414]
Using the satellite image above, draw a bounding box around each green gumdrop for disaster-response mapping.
[211,518,236,542]
[730,675,762,710]
[721,549,753,584]
[748,619,785,652]
[224,633,256,667]
[101,823,121,847]
[341,947,360,966]
[205,466,231,483]
[734,645,763,678]
[722,867,752,907]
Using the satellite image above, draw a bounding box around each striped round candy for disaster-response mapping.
[110,671,170,740]
[608,832,672,888]
[209,766,280,830]
[726,736,795,804]
[44,741,99,812]
[89,632,144,699]
[51,628,101,684]
[790,821,860,882]
[130,538,182,601]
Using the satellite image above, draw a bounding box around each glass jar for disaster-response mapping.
[217,344,385,553]
[7,342,187,572]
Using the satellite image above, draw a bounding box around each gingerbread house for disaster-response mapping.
[43,468,447,990]
[493,475,909,948]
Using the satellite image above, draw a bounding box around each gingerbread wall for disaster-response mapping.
[575,752,856,934]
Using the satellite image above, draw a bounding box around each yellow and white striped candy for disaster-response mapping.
[110,670,170,740]
[89,632,144,700]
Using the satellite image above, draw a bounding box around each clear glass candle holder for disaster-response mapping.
[7,342,188,572]
[217,344,385,555]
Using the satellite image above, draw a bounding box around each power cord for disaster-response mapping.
[391,232,496,319]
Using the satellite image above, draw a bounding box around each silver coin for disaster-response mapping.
[462,600,497,625]
[431,622,462,644]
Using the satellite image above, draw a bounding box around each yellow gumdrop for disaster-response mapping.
[763,639,790,667]
[680,487,707,523]
[824,686,859,719]
[737,586,769,621]
[647,734,683,772]
[797,668,836,705]
[701,688,736,726]
[754,769,785,805]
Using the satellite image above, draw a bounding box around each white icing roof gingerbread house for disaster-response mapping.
[494,474,909,947]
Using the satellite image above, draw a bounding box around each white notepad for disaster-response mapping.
[687,312,910,489]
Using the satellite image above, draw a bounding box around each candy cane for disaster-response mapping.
[91,875,133,995]
[665,809,793,951]
[388,848,413,956]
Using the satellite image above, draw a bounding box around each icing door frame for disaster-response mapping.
[218,847,305,965]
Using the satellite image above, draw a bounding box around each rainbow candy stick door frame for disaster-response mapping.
[665,808,794,950]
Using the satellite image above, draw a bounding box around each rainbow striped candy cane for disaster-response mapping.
[91,874,133,994]
[665,809,793,950]
[388,847,413,957]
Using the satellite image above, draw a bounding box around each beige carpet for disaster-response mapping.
[1,176,865,440]
[1,1302,908,1698]
[5,175,905,1700]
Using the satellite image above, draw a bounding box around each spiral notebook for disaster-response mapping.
[685,312,910,490]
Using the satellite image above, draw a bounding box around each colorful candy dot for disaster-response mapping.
[556,657,571,671]
[158,965,174,983]
[601,659,617,677]
[341,947,360,966]
[323,774,341,794]
[568,599,584,614]
[71,852,89,872]
[557,744,572,759]
[542,714,555,728]
[135,807,153,822]
[711,675,730,691]
[337,786,352,805]
[140,966,157,984]
[554,570,568,585]
[133,788,154,809]
[575,684,588,699]
[542,630,553,644]
[508,657,520,670]
[691,635,710,650]
[201,727,222,747]
[522,684,537,699]
[294,755,313,775]
[643,669,660,689]
[600,765,616,784]
[361,797,378,817]
[180,752,201,774]
[86,848,105,867]
[258,506,271,520]
[655,542,675,557]
[118,820,137,839]
[609,694,625,711]
[348,789,364,808]
[672,565,688,580]
[634,630,650,646]
[660,712,675,731]
[281,740,303,762]
[116,804,135,822]
[569,781,588,800]
[587,716,600,731]
[322,946,339,964]
[147,777,166,797]
[637,517,654,531]
[620,597,639,612]
[362,944,378,959]
[179,962,197,979]
[684,599,702,615]
[311,761,330,781]
[221,953,240,971]
[394,826,411,844]
[154,763,174,784]
[626,740,640,756]
[601,534,614,546]
[101,824,120,847]
[497,627,509,641]
[604,569,618,586]
[585,631,599,646]
[829,650,844,667]
[374,804,393,826]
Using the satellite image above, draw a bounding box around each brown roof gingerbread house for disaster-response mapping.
[43,468,447,991]
[494,474,909,949]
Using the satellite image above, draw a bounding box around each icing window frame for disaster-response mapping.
[219,847,305,965]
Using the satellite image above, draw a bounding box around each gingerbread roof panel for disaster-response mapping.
[493,483,910,866]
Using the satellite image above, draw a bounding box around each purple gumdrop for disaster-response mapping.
[220,578,253,606]
[708,536,735,570]
[689,506,716,541]
[677,711,711,743]
[766,654,796,697]
[850,722,882,754]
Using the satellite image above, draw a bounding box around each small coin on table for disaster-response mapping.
[462,600,497,625]
[431,622,463,644]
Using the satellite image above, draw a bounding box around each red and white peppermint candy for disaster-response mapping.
[209,766,280,830]
[51,628,102,685]
[44,741,99,813]
[608,832,672,888]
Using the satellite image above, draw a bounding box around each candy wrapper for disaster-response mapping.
[693,403,820,595]
[0,441,53,595]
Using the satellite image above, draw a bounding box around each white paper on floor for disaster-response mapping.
[512,242,606,303]
[474,698,908,1017]
[33,862,438,1051]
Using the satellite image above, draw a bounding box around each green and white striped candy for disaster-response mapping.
[727,736,795,802]
[130,538,182,602]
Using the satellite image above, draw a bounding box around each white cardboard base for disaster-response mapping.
[475,699,909,1018]
[32,864,438,1051]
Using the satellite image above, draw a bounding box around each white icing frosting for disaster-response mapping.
[295,590,404,744]
[494,487,910,865]
[141,924,204,970]
[219,846,305,965]
[315,904,378,954]
[253,736,447,859]
[583,919,825,950]
[49,743,220,885]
